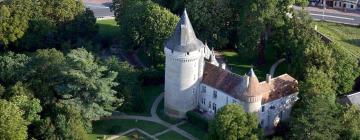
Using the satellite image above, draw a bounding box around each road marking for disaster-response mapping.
[310,13,355,20]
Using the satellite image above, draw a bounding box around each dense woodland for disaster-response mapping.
[1,0,360,139]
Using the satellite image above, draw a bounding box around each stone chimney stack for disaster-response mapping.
[221,63,226,70]
[266,74,272,83]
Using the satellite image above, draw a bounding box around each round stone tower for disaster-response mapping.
[241,68,263,113]
[164,10,205,118]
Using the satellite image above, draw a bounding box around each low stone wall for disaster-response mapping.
[315,30,333,44]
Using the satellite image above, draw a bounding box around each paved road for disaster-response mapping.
[85,2,113,18]
[294,6,360,25]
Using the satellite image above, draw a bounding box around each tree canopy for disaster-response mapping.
[113,0,179,66]
[0,99,28,140]
[209,104,261,140]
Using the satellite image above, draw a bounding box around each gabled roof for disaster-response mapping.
[202,62,299,104]
[202,62,245,98]
[165,9,204,52]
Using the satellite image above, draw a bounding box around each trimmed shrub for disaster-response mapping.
[186,111,209,130]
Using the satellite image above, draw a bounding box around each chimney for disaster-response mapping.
[221,63,226,70]
[266,74,272,84]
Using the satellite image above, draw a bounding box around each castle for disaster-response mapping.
[164,10,299,133]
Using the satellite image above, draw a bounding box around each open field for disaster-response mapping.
[315,21,360,59]
[96,19,120,41]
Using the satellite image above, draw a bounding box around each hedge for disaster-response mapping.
[186,111,209,130]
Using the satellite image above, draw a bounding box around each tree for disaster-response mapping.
[340,105,360,139]
[103,56,141,112]
[8,82,42,124]
[209,104,261,140]
[0,99,28,140]
[0,0,32,46]
[53,104,88,140]
[0,52,30,85]
[186,0,237,48]
[153,0,185,14]
[332,46,360,94]
[289,95,341,140]
[113,0,179,66]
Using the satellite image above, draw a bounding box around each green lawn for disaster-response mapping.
[315,21,360,58]
[178,122,208,140]
[126,85,163,116]
[156,99,183,124]
[221,50,287,81]
[96,19,121,40]
[157,131,188,140]
[89,119,167,140]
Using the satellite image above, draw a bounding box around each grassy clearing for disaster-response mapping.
[96,19,121,40]
[89,119,167,140]
[221,50,287,81]
[314,21,360,58]
[126,85,163,116]
[178,122,208,140]
[157,131,188,140]
[156,99,183,124]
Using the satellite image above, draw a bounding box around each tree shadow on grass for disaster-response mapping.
[343,39,360,48]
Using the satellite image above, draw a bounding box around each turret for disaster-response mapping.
[241,68,263,113]
[164,9,205,118]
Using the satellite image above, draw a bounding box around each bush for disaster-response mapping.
[186,111,209,130]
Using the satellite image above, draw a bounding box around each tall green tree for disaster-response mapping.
[0,0,32,46]
[104,56,141,112]
[8,82,42,124]
[209,104,261,140]
[113,0,179,66]
[340,105,360,139]
[186,0,237,48]
[0,99,28,140]
[289,95,341,140]
[0,52,30,85]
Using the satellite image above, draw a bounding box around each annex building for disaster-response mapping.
[163,10,299,134]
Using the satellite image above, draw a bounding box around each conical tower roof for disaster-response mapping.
[244,68,261,97]
[165,9,204,52]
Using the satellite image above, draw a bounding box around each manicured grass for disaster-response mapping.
[314,21,360,58]
[96,19,121,40]
[115,130,152,140]
[90,119,167,140]
[157,131,188,140]
[178,122,208,140]
[156,99,183,124]
[126,85,163,116]
[221,50,287,81]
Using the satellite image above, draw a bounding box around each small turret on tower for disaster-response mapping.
[241,68,263,113]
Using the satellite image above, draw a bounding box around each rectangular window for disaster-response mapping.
[213,103,217,113]
[202,86,206,93]
[351,5,354,8]
[261,106,265,112]
[208,101,211,108]
[202,98,206,105]
[213,90,217,98]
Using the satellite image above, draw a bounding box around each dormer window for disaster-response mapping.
[187,52,189,55]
